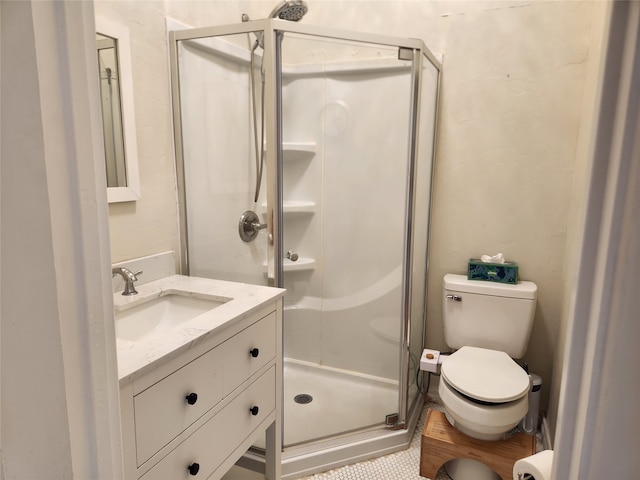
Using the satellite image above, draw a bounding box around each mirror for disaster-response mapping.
[95,17,140,203]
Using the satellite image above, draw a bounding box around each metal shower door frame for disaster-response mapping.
[169,18,441,442]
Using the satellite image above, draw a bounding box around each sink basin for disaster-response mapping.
[115,293,229,342]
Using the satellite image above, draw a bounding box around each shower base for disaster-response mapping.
[246,358,423,479]
[283,358,398,446]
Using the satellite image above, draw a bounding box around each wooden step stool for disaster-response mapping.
[420,410,535,480]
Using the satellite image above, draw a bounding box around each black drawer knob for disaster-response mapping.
[185,393,198,405]
[188,462,200,475]
[250,405,259,416]
[249,348,259,358]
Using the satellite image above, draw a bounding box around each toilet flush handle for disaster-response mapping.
[446,294,462,302]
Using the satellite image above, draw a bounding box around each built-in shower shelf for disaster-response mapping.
[283,142,317,161]
[283,201,316,215]
[261,201,316,215]
[284,257,315,272]
[262,142,317,161]
[263,257,316,272]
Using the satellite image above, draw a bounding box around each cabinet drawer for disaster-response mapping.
[135,345,225,466]
[221,311,276,395]
[134,312,276,466]
[140,366,276,480]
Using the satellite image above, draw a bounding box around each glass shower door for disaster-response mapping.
[278,32,415,446]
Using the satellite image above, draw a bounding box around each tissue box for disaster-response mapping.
[467,259,519,284]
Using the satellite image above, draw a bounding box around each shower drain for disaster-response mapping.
[294,394,313,405]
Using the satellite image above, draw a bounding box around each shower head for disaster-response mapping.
[242,0,308,49]
[268,0,308,22]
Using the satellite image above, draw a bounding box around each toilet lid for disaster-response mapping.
[441,346,530,403]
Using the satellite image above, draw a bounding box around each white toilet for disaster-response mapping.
[438,273,538,441]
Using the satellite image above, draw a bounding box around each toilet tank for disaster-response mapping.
[443,273,537,358]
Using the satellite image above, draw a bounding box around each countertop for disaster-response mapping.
[114,274,285,383]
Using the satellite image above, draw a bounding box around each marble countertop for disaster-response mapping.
[114,274,285,383]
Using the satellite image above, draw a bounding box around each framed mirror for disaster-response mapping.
[95,17,141,203]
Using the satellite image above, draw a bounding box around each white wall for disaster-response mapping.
[391,1,594,412]
[96,2,184,265]
[553,4,640,476]
[1,1,122,477]
[547,0,609,440]
[97,0,602,412]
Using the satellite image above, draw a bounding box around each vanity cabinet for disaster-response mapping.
[119,300,282,480]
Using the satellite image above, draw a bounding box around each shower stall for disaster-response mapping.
[169,15,440,479]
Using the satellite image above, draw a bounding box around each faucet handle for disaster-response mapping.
[111,266,141,277]
[112,267,143,296]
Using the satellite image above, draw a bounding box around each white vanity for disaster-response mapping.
[115,274,284,480]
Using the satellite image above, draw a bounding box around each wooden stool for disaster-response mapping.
[420,410,535,480]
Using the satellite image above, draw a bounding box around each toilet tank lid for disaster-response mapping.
[444,273,537,300]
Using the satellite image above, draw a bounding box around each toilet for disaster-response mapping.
[438,273,537,441]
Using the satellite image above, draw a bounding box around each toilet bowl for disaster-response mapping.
[439,346,530,440]
[440,274,537,440]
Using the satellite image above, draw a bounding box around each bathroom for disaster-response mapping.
[1,0,639,479]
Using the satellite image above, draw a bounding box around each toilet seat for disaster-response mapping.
[438,378,529,440]
[438,346,531,440]
[441,346,530,403]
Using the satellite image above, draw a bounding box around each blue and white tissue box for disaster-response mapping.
[467,258,519,284]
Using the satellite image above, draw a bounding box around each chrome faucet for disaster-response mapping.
[112,267,142,296]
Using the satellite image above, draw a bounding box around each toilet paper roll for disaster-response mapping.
[513,450,553,480]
